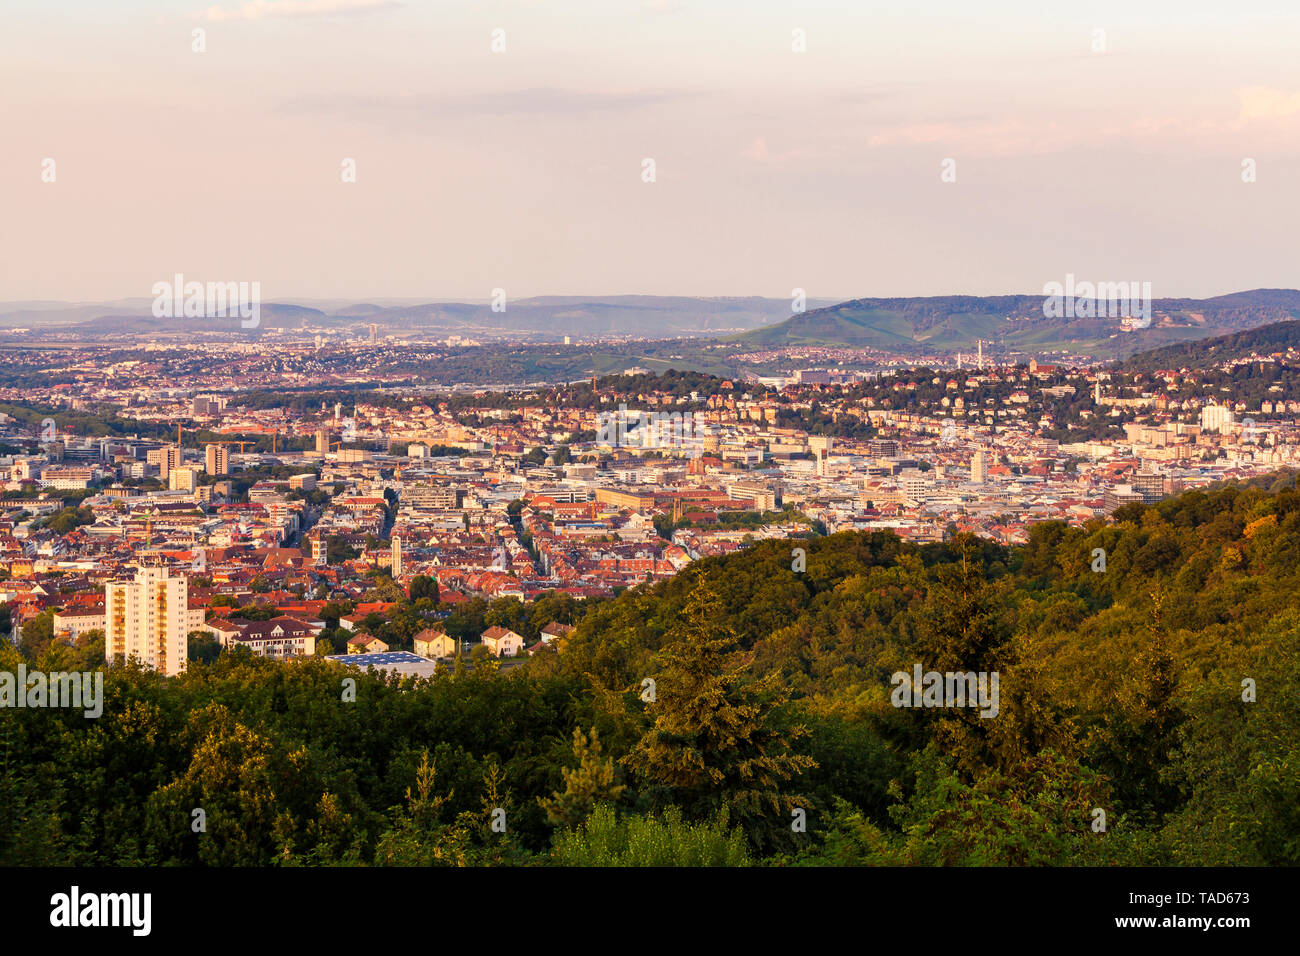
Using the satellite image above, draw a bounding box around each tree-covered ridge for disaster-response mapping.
[735,290,1300,355]
[1116,319,1300,373]
[2,478,1298,866]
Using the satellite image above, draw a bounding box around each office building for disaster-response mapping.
[168,466,197,492]
[1103,484,1146,514]
[1200,404,1235,435]
[1130,472,1168,503]
[809,436,834,477]
[726,481,780,511]
[146,446,184,480]
[205,444,229,476]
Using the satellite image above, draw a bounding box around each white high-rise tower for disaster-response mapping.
[105,566,189,677]
[809,436,834,476]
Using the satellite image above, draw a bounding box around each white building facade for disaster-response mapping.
[105,566,189,677]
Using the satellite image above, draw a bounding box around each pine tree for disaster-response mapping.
[622,579,816,846]
[541,727,627,828]
[915,536,1011,674]
[372,750,469,866]
[1088,585,1184,825]
[910,535,1025,778]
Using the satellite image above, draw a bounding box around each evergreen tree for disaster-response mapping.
[1087,586,1184,826]
[541,727,626,828]
[622,580,816,847]
[909,536,1019,778]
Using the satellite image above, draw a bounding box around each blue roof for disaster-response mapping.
[327,652,433,666]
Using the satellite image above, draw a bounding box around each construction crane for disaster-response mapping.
[161,422,185,448]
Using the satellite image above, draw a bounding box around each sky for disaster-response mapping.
[2,0,1298,303]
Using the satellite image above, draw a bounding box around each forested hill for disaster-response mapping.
[733,289,1300,358]
[4,474,1299,866]
[1116,319,1300,372]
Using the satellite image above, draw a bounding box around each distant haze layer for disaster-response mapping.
[3,1,1299,300]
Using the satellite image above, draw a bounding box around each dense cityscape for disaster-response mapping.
[5,323,1300,679]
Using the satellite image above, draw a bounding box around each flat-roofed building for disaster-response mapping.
[104,566,188,677]
[205,444,229,476]
[594,488,656,512]
[1104,484,1146,513]
[52,604,105,641]
[726,481,779,510]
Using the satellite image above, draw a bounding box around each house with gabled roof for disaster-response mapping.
[480,625,524,658]
[413,627,457,659]
[206,614,320,659]
[539,621,574,645]
[346,633,389,654]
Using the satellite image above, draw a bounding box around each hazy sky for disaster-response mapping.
[3,0,1298,302]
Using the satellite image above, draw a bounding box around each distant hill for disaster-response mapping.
[1116,319,1300,372]
[7,291,1300,354]
[354,295,838,338]
[65,302,329,334]
[731,289,1300,359]
[0,295,838,341]
[332,303,386,316]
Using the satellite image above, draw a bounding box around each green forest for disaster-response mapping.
[2,477,1297,866]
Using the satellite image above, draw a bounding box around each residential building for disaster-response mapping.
[346,634,389,654]
[104,566,189,677]
[413,627,457,658]
[480,625,525,657]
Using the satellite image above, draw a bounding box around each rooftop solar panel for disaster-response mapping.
[327,652,433,665]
